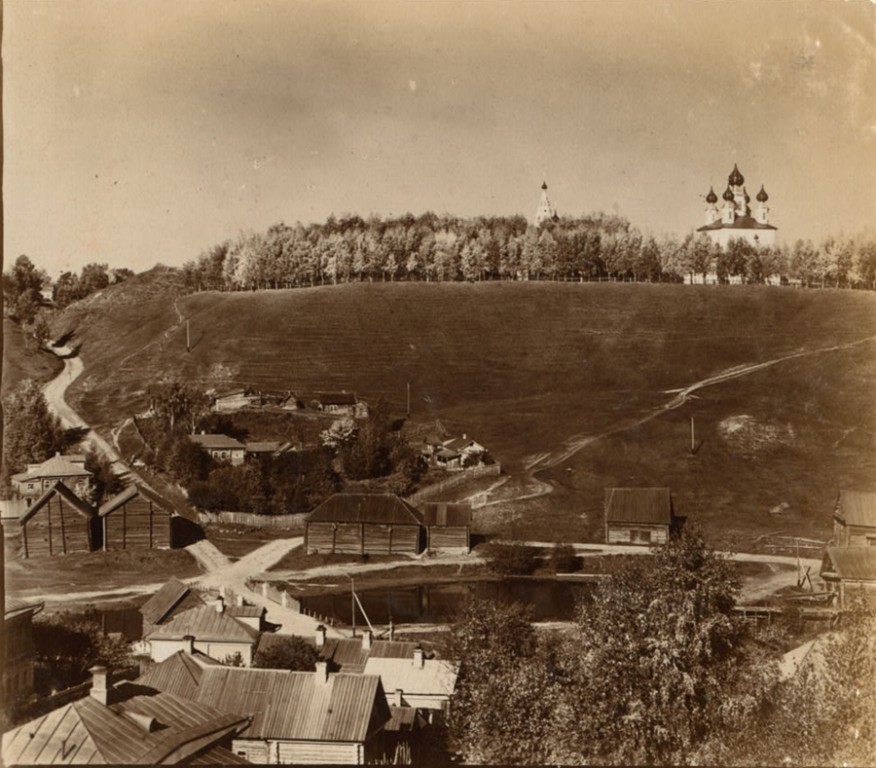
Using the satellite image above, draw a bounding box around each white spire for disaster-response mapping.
[534,181,556,225]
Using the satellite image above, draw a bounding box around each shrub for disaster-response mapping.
[550,543,580,573]
[484,543,541,576]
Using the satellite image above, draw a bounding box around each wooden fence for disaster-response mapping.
[198,510,307,529]
[405,464,501,506]
[247,579,336,627]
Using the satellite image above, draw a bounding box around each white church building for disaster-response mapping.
[697,163,777,248]
[534,181,559,225]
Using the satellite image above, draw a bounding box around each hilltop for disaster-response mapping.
[49,273,876,544]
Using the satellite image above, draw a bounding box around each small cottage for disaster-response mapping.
[363,646,459,715]
[19,482,100,558]
[212,388,261,413]
[820,547,876,609]
[99,484,177,551]
[832,491,876,547]
[189,433,246,465]
[305,493,424,555]
[604,487,674,546]
[317,392,358,416]
[421,502,472,554]
[11,453,92,499]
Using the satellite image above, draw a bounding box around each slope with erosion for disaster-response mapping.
[51,276,876,543]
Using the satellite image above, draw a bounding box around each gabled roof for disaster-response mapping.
[146,604,259,644]
[605,487,673,526]
[98,483,175,518]
[244,441,282,454]
[18,453,91,481]
[140,578,204,626]
[421,502,472,527]
[363,656,459,698]
[189,434,246,451]
[5,598,44,621]
[318,392,357,406]
[836,491,876,528]
[192,667,389,743]
[307,494,424,526]
[19,481,95,527]
[696,215,777,232]
[822,547,876,582]
[442,437,483,452]
[214,389,252,399]
[136,650,220,701]
[0,684,248,765]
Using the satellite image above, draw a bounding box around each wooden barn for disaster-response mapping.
[305,493,424,555]
[820,547,876,608]
[421,502,472,554]
[832,491,876,547]
[18,482,99,558]
[604,487,674,546]
[99,484,179,550]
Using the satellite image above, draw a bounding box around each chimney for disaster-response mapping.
[361,630,373,651]
[388,620,394,641]
[182,634,195,655]
[315,624,326,648]
[215,596,225,614]
[125,712,158,733]
[89,666,110,706]
[315,661,329,684]
[412,646,424,669]
[462,433,467,441]
[393,689,404,708]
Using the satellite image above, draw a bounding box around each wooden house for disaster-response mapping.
[140,578,206,638]
[189,433,246,465]
[317,392,358,416]
[441,435,487,464]
[421,502,471,554]
[138,660,393,765]
[19,482,100,558]
[363,647,458,716]
[99,484,178,551]
[832,491,876,547]
[305,493,424,555]
[604,487,674,546]
[212,388,261,413]
[820,547,876,609]
[11,453,92,499]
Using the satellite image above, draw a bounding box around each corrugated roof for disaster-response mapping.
[140,578,201,626]
[421,503,472,527]
[836,491,876,528]
[146,604,259,644]
[137,651,216,701]
[21,454,92,480]
[307,494,424,526]
[823,547,876,581]
[188,668,388,743]
[0,684,247,765]
[228,605,265,619]
[605,487,672,526]
[443,437,482,452]
[363,657,458,698]
[189,434,246,450]
[98,484,175,518]
[19,482,95,527]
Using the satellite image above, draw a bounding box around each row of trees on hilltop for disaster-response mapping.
[182,213,876,290]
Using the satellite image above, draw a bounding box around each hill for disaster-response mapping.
[51,276,876,544]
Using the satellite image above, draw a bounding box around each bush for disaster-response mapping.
[484,543,541,576]
[550,543,580,573]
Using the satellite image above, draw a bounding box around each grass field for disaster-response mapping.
[44,275,876,545]
[1,319,64,397]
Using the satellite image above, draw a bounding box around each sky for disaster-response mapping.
[3,0,875,276]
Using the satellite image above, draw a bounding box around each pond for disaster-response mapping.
[298,578,595,626]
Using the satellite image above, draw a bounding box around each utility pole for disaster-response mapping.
[186,320,191,353]
[350,576,356,637]
[690,416,695,453]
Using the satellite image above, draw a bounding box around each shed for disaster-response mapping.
[18,482,99,558]
[604,487,673,546]
[820,547,876,609]
[99,484,178,551]
[305,493,424,555]
[833,491,876,547]
[421,502,472,554]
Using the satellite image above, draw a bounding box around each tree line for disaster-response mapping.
[181,212,876,290]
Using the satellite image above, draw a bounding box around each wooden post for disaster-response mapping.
[351,576,356,637]
[186,320,191,353]
[690,416,695,453]
[406,382,411,418]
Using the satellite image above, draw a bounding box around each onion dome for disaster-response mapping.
[722,185,735,202]
[728,163,744,186]
[706,187,718,204]
[541,181,548,190]
[756,184,769,203]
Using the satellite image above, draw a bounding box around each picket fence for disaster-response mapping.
[247,579,336,627]
[198,510,307,529]
[404,463,501,506]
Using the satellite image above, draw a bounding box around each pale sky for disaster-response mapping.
[3,0,875,276]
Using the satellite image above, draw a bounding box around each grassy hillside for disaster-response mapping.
[1,319,64,397]
[53,277,876,543]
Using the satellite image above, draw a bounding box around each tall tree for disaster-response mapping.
[2,379,65,481]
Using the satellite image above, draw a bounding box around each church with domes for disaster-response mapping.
[697,164,777,247]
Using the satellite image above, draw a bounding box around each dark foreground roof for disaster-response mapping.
[822,547,876,581]
[605,488,673,526]
[836,491,876,528]
[308,493,424,526]
[140,578,203,626]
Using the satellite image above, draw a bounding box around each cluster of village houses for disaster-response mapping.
[3,442,875,764]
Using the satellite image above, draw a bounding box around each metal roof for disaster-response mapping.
[244,441,282,453]
[189,434,246,450]
[140,578,202,626]
[822,547,876,582]
[98,484,175,518]
[4,598,44,620]
[19,454,92,481]
[363,657,459,698]
[442,437,483,452]
[836,491,876,528]
[19,482,95,527]
[137,651,218,701]
[420,502,472,527]
[605,487,673,526]
[145,604,259,644]
[0,684,247,765]
[307,494,424,526]
[696,215,778,232]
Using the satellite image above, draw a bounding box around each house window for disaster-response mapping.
[631,529,651,544]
